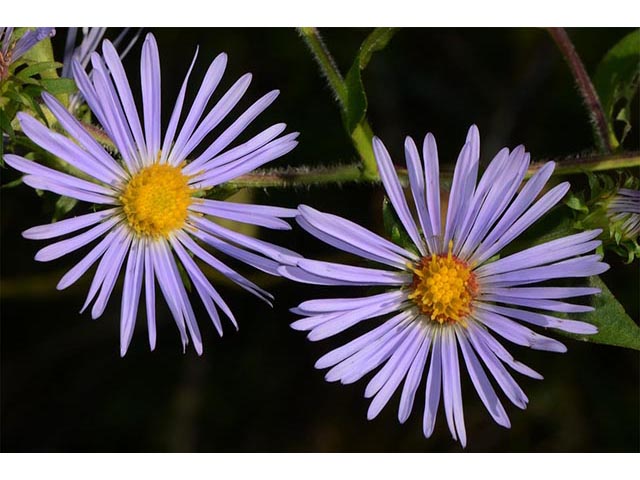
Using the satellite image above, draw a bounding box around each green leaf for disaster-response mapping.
[593,29,640,149]
[343,28,398,134]
[39,78,77,95]
[52,195,78,221]
[381,197,418,253]
[16,61,63,80]
[558,276,640,350]
[21,33,58,80]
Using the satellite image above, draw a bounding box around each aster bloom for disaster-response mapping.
[5,33,299,356]
[282,126,608,446]
[607,188,640,240]
[0,27,55,80]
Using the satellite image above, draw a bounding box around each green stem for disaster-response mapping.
[297,27,378,179]
[351,122,378,180]
[547,28,612,153]
[226,164,367,188]
[297,28,348,106]
[528,152,640,177]
[227,152,640,189]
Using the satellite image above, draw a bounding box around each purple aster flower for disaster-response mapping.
[4,33,299,356]
[607,188,640,240]
[282,125,608,447]
[0,27,55,79]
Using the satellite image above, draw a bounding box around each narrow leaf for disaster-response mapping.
[16,61,63,80]
[343,28,398,134]
[40,78,77,95]
[593,29,640,148]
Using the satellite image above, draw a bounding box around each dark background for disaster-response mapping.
[1,28,638,452]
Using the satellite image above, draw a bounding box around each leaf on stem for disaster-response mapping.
[593,29,640,149]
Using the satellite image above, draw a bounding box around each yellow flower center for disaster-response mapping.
[120,163,193,238]
[408,242,477,325]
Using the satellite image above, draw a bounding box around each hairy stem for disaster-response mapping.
[297,27,348,106]
[297,27,379,179]
[228,152,640,188]
[548,28,612,153]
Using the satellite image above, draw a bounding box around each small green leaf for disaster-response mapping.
[382,197,418,253]
[593,29,640,149]
[565,192,588,213]
[1,177,24,189]
[559,276,640,350]
[16,61,63,81]
[343,28,398,134]
[52,195,78,221]
[39,78,77,95]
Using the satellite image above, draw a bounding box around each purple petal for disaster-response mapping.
[102,39,146,161]
[481,255,610,287]
[296,204,417,269]
[314,310,408,369]
[423,333,442,438]
[190,216,301,265]
[176,230,272,304]
[404,136,437,253]
[457,148,530,260]
[40,95,127,182]
[190,90,280,167]
[189,199,295,230]
[325,312,415,384]
[445,126,479,252]
[296,290,406,315]
[140,33,161,160]
[305,296,408,341]
[57,225,123,290]
[367,324,425,420]
[469,162,557,265]
[183,123,286,176]
[89,231,132,319]
[373,137,425,255]
[472,305,567,352]
[478,303,597,335]
[89,52,140,171]
[34,216,120,262]
[456,328,510,428]
[423,133,441,240]
[149,241,188,351]
[468,323,543,380]
[156,240,203,355]
[144,244,157,351]
[398,332,431,423]
[179,73,254,165]
[120,238,144,356]
[23,209,117,240]
[168,53,228,165]
[476,229,602,278]
[160,47,199,163]
[466,322,530,408]
[295,258,411,286]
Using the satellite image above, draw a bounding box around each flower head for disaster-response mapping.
[1,27,55,79]
[606,188,640,241]
[5,33,299,356]
[282,126,608,446]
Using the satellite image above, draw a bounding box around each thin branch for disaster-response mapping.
[228,152,640,188]
[548,28,612,153]
[297,28,348,107]
[226,164,367,188]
